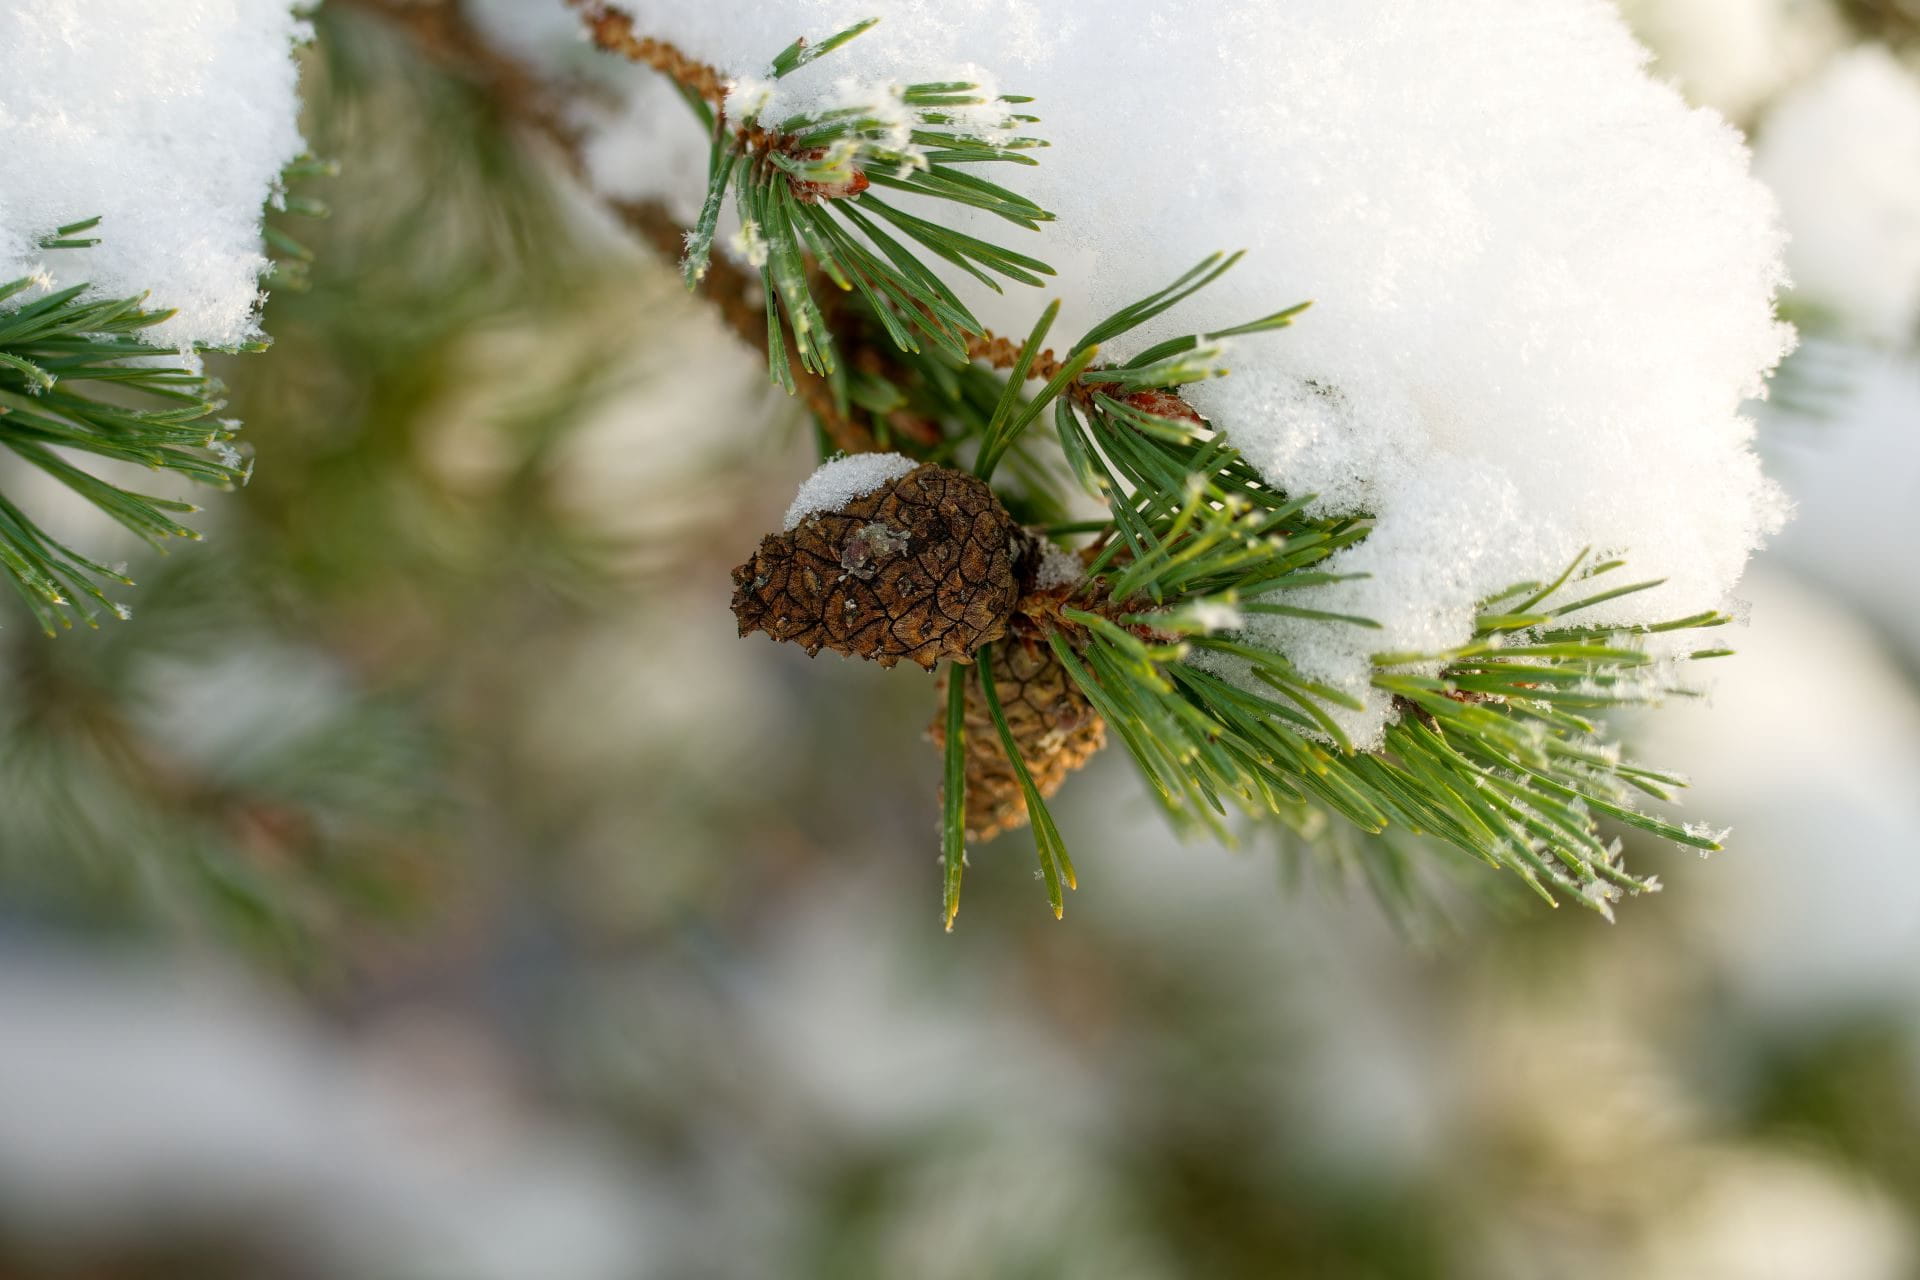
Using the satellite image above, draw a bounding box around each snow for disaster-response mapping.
[782,452,918,530]
[1032,543,1083,591]
[0,1,310,349]
[1579,878,1626,924]
[1183,601,1244,634]
[487,1,1791,746]
[728,220,770,268]
[1755,48,1920,346]
[723,75,777,121]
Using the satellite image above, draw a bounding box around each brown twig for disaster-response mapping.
[965,331,1066,381]
[564,0,728,107]
[564,0,873,169]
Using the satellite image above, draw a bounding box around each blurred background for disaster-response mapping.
[2,2,1918,1276]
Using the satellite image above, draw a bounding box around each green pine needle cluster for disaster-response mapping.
[682,23,1050,393]
[0,156,329,634]
[0,220,253,633]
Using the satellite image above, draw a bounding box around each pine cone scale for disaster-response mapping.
[731,463,1020,669]
[930,640,1108,842]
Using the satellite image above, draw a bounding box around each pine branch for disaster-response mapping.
[566,2,1054,395]
[334,0,1070,458]
[965,264,1723,920]
[353,0,1736,926]
[0,228,255,633]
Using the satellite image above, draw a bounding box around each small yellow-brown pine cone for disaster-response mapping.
[730,465,1019,670]
[930,640,1107,842]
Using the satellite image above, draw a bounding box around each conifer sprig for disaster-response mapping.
[0,224,257,632]
[571,8,1737,924]
[955,260,1726,918]
[0,153,330,634]
[658,15,1053,389]
[907,253,1727,921]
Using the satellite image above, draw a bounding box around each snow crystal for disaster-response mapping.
[1755,48,1920,346]
[782,452,918,530]
[1682,821,1732,853]
[729,220,770,268]
[0,2,311,349]
[1578,878,1625,924]
[494,1,1791,747]
[723,75,777,122]
[1184,601,1245,634]
[1033,542,1084,591]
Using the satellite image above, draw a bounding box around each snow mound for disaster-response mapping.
[0,1,310,349]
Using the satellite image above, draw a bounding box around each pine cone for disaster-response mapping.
[731,464,1020,670]
[931,640,1107,841]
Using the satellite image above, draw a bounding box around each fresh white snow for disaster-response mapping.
[0,1,310,349]
[782,452,919,530]
[1181,600,1246,635]
[1032,542,1083,591]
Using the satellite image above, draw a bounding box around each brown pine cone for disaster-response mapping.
[731,464,1020,670]
[930,640,1107,841]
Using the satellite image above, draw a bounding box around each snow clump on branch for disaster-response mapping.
[0,1,311,349]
